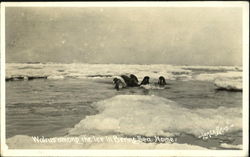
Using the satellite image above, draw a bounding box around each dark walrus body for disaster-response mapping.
[121,75,132,86]
[130,74,139,87]
[113,77,126,90]
[140,76,150,85]
[121,74,139,87]
[158,76,167,86]
[114,74,153,90]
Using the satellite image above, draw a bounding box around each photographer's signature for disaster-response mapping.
[198,124,234,140]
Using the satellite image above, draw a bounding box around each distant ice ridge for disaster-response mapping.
[6,63,241,82]
[194,71,242,91]
[194,71,242,81]
[6,63,193,81]
[181,65,242,72]
[69,95,242,138]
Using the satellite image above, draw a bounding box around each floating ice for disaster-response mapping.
[6,64,243,91]
[194,71,241,81]
[69,95,242,138]
[214,78,242,91]
[194,71,242,91]
[47,75,64,80]
[6,63,192,81]
[220,143,242,149]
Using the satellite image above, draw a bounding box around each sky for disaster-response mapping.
[5,7,242,65]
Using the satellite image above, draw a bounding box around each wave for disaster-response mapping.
[69,95,242,138]
[140,84,169,90]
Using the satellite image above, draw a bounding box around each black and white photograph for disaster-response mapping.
[0,2,249,157]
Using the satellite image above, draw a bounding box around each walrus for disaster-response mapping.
[121,75,132,86]
[158,76,167,86]
[130,74,139,87]
[140,76,150,85]
[120,74,139,87]
[130,74,138,83]
[113,77,126,90]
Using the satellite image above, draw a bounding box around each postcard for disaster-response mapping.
[0,2,249,157]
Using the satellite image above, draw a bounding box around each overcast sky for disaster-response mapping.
[6,7,242,65]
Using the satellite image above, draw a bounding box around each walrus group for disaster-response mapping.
[113,74,167,90]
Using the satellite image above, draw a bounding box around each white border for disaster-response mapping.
[1,2,7,153]
[1,1,249,7]
[0,2,249,157]
[242,2,249,155]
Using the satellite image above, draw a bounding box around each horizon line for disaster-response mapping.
[5,62,242,66]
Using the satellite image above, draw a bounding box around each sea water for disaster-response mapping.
[5,63,242,149]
